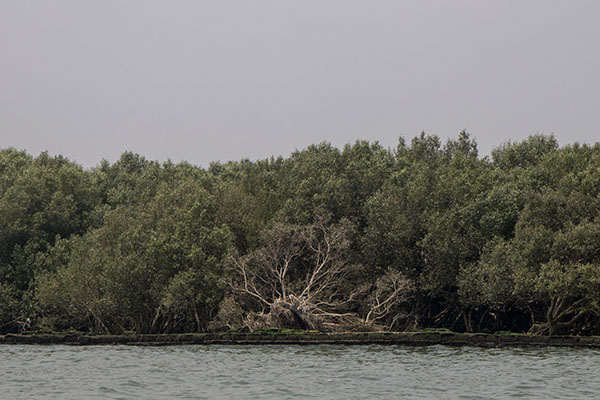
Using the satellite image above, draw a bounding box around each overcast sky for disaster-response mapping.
[1,1,599,168]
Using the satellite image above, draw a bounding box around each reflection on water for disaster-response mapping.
[1,344,599,399]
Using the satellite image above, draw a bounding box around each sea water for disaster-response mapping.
[1,344,598,399]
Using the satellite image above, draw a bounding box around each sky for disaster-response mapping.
[1,1,599,168]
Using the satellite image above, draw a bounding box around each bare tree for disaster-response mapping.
[228,218,360,330]
[228,218,415,331]
[364,269,415,329]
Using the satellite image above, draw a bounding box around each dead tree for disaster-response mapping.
[228,219,415,331]
[228,218,360,331]
[364,269,415,329]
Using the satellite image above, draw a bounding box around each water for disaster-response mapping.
[1,344,599,399]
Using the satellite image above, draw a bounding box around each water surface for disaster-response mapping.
[1,344,598,399]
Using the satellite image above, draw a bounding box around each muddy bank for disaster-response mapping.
[2,331,600,348]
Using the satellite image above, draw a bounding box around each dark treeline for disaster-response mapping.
[2,132,600,336]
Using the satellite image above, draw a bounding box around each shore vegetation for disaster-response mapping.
[1,133,599,336]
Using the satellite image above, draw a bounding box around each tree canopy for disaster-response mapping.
[2,134,600,335]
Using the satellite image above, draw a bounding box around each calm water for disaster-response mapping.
[1,344,599,399]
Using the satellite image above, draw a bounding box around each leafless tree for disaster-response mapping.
[364,269,415,329]
[228,219,356,329]
[228,218,414,331]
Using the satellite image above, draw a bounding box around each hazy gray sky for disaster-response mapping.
[1,1,599,167]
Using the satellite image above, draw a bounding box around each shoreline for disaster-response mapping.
[2,331,600,348]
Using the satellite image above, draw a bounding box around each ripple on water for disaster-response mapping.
[1,344,599,399]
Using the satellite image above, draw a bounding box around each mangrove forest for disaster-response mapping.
[1,132,600,336]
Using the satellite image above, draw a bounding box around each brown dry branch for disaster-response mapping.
[364,269,415,328]
[228,219,364,331]
[228,219,415,332]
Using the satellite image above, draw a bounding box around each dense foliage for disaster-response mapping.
[1,133,600,335]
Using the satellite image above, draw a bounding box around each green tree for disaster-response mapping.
[38,178,231,333]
